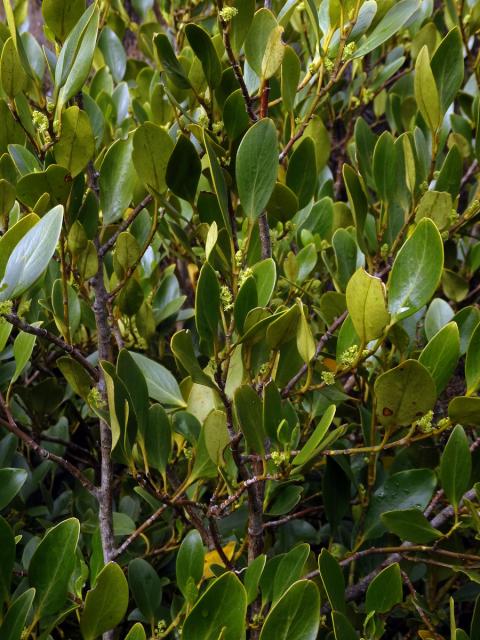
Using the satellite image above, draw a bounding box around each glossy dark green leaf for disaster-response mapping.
[195,262,220,356]
[166,134,201,203]
[273,543,310,602]
[0,516,15,608]
[42,0,85,41]
[132,122,174,196]
[171,330,215,388]
[29,518,80,617]
[0,588,35,640]
[98,26,126,82]
[293,405,336,466]
[318,549,346,614]
[182,572,247,640]
[448,396,480,426]
[0,468,28,510]
[331,611,357,640]
[80,562,129,640]
[374,359,437,428]
[154,33,191,89]
[125,624,147,640]
[364,469,437,539]
[99,137,135,224]
[466,322,480,395]
[145,404,171,476]
[244,554,266,605]
[431,28,464,114]
[185,23,222,88]
[129,351,185,407]
[259,580,320,640]
[281,45,301,112]
[366,563,403,613]
[286,137,317,209]
[381,508,442,543]
[176,529,204,601]
[128,559,162,625]
[388,218,443,321]
[236,118,278,219]
[203,129,231,229]
[419,322,460,395]
[234,384,265,455]
[440,424,471,510]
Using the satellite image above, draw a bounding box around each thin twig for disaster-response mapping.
[2,314,99,381]
[98,194,153,258]
[0,392,97,494]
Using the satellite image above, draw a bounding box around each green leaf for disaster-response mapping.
[273,543,310,602]
[466,322,480,395]
[352,0,420,59]
[374,359,436,428]
[419,322,460,395]
[236,118,278,219]
[234,276,258,335]
[29,518,80,617]
[0,213,38,282]
[57,355,92,400]
[0,37,27,98]
[154,33,191,90]
[388,218,444,321]
[145,404,171,476]
[440,424,471,511]
[195,262,220,356]
[373,131,396,202]
[176,529,204,601]
[98,26,126,82]
[125,624,146,640]
[129,351,185,407]
[203,130,231,230]
[171,330,216,388]
[346,268,390,343]
[259,580,320,640]
[252,258,276,306]
[266,304,300,350]
[182,572,247,640]
[234,384,265,455]
[342,164,367,251]
[185,23,222,88]
[286,137,317,209]
[0,205,63,301]
[366,563,403,614]
[132,122,174,196]
[42,0,84,41]
[204,409,229,465]
[166,133,201,203]
[244,554,266,605]
[262,25,285,79]
[318,549,346,614]
[364,469,436,539]
[414,45,441,132]
[281,45,301,112]
[293,405,336,466]
[55,5,99,109]
[0,588,35,640]
[100,137,135,224]
[11,328,37,386]
[381,508,442,543]
[128,559,162,625]
[55,106,94,178]
[80,562,129,640]
[431,28,464,114]
[296,301,315,363]
[0,468,27,511]
[448,396,480,426]
[331,611,357,640]
[244,8,277,77]
[0,516,14,608]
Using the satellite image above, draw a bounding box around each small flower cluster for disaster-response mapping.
[321,371,336,386]
[339,345,360,367]
[414,410,434,433]
[219,6,238,22]
[220,284,233,311]
[270,450,290,466]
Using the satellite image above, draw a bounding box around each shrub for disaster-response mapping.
[0,0,479,638]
